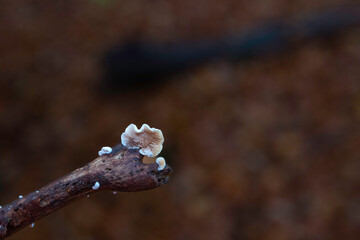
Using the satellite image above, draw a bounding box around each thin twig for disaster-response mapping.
[0,144,172,239]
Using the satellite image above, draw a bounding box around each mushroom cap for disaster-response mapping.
[121,124,164,157]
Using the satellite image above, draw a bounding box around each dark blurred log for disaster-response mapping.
[0,144,172,239]
[102,5,360,91]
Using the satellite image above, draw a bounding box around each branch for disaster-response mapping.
[102,5,360,91]
[0,144,172,239]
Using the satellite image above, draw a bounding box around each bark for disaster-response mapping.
[0,144,172,239]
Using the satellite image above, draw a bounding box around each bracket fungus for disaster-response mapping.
[92,181,100,190]
[121,124,164,157]
[98,146,112,156]
[156,157,166,171]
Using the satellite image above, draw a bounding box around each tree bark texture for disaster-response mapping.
[0,144,172,239]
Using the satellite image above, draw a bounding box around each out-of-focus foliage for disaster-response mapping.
[0,0,359,239]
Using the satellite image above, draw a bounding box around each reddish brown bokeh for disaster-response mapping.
[0,1,359,239]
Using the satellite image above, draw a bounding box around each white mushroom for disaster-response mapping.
[98,146,112,156]
[92,181,100,190]
[121,124,164,157]
[156,157,166,171]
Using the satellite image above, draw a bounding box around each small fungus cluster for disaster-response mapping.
[93,124,167,193]
[121,124,167,170]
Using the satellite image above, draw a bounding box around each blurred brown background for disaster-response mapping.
[1,0,360,239]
